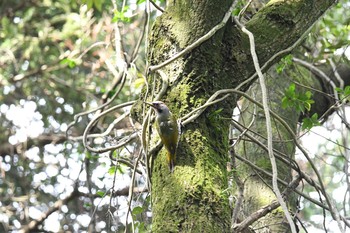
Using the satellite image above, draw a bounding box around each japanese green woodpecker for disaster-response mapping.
[146,101,179,172]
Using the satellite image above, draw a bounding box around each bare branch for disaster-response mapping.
[233,178,301,232]
[0,134,67,158]
[19,188,80,233]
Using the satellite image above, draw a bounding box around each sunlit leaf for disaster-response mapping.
[132,206,144,216]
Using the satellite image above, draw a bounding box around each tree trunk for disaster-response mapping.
[233,68,298,232]
[138,0,337,232]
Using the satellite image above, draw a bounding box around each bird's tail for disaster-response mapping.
[167,151,175,173]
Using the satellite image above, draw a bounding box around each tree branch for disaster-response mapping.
[0,134,67,158]
[19,188,80,233]
[233,177,301,232]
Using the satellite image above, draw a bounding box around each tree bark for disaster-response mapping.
[138,0,337,232]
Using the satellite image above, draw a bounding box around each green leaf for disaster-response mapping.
[304,102,311,111]
[96,191,105,197]
[344,86,350,95]
[281,96,291,109]
[208,108,223,121]
[84,203,92,208]
[112,7,131,23]
[335,87,343,92]
[283,54,293,65]
[108,166,116,175]
[144,194,151,206]
[60,58,76,68]
[338,85,350,102]
[82,0,94,9]
[276,54,293,73]
[232,8,241,16]
[284,84,296,99]
[275,63,284,74]
[305,91,312,99]
[281,83,315,114]
[132,206,144,215]
[288,83,296,92]
[108,164,124,175]
[107,90,116,98]
[138,222,146,233]
[302,113,320,130]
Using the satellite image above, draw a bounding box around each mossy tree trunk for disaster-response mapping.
[233,61,335,232]
[140,0,337,232]
[233,66,317,232]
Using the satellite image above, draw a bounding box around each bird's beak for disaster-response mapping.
[144,101,154,108]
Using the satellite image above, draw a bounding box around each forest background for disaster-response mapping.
[1,0,350,232]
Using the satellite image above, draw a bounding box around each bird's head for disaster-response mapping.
[145,101,171,116]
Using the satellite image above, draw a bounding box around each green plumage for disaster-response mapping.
[146,101,179,172]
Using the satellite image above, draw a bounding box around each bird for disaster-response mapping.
[145,101,179,172]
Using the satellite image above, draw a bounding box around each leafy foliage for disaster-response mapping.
[336,85,350,103]
[276,54,293,74]
[0,0,150,232]
[281,83,323,130]
[282,83,315,113]
[301,113,321,130]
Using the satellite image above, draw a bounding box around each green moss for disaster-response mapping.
[256,157,272,171]
[257,193,275,207]
[152,122,230,231]
[272,206,284,214]
[151,146,230,231]
[168,83,191,114]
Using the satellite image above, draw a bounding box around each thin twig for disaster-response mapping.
[66,62,127,139]
[329,59,344,89]
[230,101,256,227]
[83,101,136,153]
[124,150,143,233]
[231,119,328,207]
[230,148,245,227]
[131,12,148,62]
[238,0,253,21]
[149,0,164,12]
[293,57,339,101]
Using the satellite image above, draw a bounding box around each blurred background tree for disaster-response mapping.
[0,0,349,232]
[0,0,150,232]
